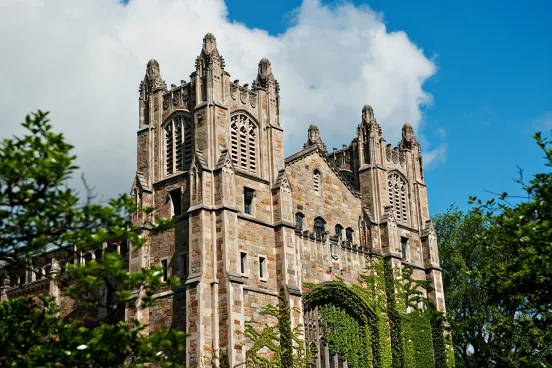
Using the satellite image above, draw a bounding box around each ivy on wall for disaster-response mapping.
[303,256,454,368]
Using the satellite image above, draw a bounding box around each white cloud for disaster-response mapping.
[423,144,447,168]
[0,0,437,200]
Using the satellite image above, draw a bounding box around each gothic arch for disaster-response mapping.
[162,112,193,175]
[230,110,259,174]
[387,170,410,226]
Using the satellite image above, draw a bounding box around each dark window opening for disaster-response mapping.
[401,237,408,260]
[314,217,326,236]
[170,189,182,217]
[181,254,188,277]
[296,213,304,230]
[240,252,247,274]
[259,256,266,279]
[161,259,168,282]
[346,228,354,243]
[335,224,343,236]
[244,187,255,215]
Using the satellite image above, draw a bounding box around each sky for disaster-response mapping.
[0,0,550,216]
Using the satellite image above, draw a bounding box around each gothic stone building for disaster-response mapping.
[1,34,445,367]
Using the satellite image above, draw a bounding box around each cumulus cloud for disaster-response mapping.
[0,0,437,200]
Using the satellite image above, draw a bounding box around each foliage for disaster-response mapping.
[303,256,451,368]
[0,111,185,367]
[434,131,552,367]
[240,296,313,368]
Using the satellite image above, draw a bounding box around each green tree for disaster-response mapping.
[433,205,502,367]
[0,111,186,367]
[470,132,552,366]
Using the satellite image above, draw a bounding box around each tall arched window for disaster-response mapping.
[230,113,258,173]
[164,115,193,175]
[313,169,321,195]
[314,217,326,236]
[388,172,409,225]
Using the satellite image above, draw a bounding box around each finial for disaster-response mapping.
[303,124,327,151]
[399,123,417,150]
[362,104,374,123]
[253,58,276,90]
[203,32,217,53]
[144,59,164,92]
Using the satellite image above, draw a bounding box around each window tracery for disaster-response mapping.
[164,115,192,175]
[230,113,258,173]
[388,172,409,225]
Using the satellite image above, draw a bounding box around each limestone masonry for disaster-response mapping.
[2,33,445,367]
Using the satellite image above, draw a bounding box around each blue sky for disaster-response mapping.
[1,0,550,217]
[225,0,552,214]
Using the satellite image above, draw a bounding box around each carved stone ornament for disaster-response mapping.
[399,150,406,166]
[163,95,170,110]
[240,88,248,104]
[230,84,238,100]
[392,148,399,164]
[145,59,164,92]
[172,91,180,105]
[399,123,418,150]
[386,145,392,161]
[183,85,189,100]
[362,104,375,124]
[249,91,257,108]
[303,124,327,151]
[345,152,351,163]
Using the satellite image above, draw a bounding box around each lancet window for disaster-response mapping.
[230,113,258,173]
[388,172,409,225]
[164,115,193,175]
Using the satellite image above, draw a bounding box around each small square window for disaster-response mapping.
[244,187,255,215]
[259,256,267,281]
[161,259,168,282]
[170,189,182,217]
[240,252,247,275]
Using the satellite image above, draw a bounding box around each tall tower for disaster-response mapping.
[130,33,290,368]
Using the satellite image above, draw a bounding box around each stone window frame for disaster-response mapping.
[239,251,248,277]
[295,212,305,231]
[179,252,189,279]
[313,168,322,196]
[401,236,409,261]
[258,254,268,282]
[243,187,256,216]
[160,258,169,283]
[388,171,409,226]
[162,113,193,176]
[169,187,182,217]
[230,111,259,174]
[335,224,344,239]
[345,227,354,243]
[314,216,326,237]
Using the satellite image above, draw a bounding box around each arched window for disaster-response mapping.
[335,224,343,237]
[44,265,52,278]
[346,227,354,243]
[388,172,409,225]
[295,212,305,231]
[230,113,258,173]
[164,115,193,175]
[313,169,321,195]
[314,217,326,236]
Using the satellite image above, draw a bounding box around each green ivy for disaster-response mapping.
[303,255,454,368]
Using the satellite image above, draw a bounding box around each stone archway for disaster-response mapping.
[303,282,377,368]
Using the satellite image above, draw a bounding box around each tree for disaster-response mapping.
[0,111,186,367]
[469,132,552,366]
[434,132,552,367]
[433,205,503,367]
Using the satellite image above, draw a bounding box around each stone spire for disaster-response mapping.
[253,58,279,94]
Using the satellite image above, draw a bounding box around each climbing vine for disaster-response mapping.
[303,256,454,368]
